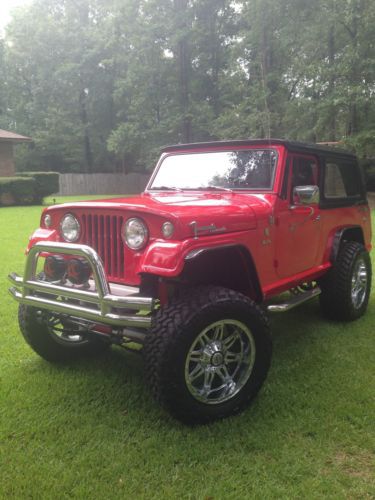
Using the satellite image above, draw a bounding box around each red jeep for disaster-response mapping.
[9,139,372,424]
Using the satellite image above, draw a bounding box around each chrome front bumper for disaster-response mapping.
[8,241,154,329]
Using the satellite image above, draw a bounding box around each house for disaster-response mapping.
[0,129,32,176]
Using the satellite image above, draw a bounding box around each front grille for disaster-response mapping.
[81,214,125,281]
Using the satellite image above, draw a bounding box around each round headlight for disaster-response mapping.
[162,221,174,238]
[60,214,81,242]
[122,218,148,250]
[44,214,52,228]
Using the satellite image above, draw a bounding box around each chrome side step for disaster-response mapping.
[267,287,321,313]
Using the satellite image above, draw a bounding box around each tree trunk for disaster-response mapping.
[79,89,93,173]
[174,0,191,143]
[347,0,363,136]
[327,24,336,141]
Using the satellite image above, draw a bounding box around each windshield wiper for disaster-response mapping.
[150,186,182,191]
[151,185,233,192]
[196,185,233,192]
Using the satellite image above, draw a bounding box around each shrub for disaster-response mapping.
[359,159,375,192]
[16,172,59,202]
[366,169,375,191]
[0,177,36,206]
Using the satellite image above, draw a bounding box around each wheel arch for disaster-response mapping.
[331,226,365,262]
[178,244,263,302]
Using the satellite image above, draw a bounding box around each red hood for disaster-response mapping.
[46,192,275,238]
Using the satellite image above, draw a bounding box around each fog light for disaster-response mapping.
[67,258,91,285]
[44,256,67,281]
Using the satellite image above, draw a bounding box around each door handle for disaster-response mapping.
[290,205,315,217]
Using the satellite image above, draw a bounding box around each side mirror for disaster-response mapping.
[292,185,320,206]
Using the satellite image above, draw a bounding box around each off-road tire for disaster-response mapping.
[19,305,110,362]
[319,241,372,321]
[143,286,272,425]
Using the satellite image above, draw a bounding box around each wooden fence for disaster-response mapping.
[57,173,150,196]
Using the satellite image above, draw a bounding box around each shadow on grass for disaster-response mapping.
[17,296,356,438]
[3,296,373,500]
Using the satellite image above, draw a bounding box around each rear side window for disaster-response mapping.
[324,161,361,199]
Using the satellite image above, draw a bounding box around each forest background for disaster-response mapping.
[0,0,374,175]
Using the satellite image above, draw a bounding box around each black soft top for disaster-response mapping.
[161,139,356,160]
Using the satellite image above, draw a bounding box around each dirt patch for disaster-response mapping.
[325,450,375,480]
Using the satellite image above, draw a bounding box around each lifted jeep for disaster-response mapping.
[9,139,372,424]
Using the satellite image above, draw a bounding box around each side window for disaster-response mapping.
[290,156,318,200]
[324,161,361,199]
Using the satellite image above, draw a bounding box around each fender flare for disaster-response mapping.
[183,243,263,302]
[330,226,365,262]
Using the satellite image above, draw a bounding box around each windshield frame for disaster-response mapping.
[147,148,279,193]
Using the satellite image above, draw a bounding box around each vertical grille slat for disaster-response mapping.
[105,216,111,276]
[98,215,103,261]
[87,214,92,247]
[93,215,98,252]
[112,216,117,277]
[81,212,125,281]
[119,216,124,277]
[82,214,87,244]
[101,215,110,274]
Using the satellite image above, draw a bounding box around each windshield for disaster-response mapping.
[149,149,278,191]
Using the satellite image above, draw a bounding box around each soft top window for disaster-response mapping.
[324,160,361,199]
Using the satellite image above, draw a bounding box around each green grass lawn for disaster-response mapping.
[0,198,374,499]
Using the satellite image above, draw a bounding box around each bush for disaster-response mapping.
[359,159,375,192]
[366,169,375,191]
[16,172,59,202]
[0,177,36,206]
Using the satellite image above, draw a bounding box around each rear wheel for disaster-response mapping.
[319,241,372,321]
[143,286,272,424]
[19,305,110,362]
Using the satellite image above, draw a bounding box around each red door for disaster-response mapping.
[275,154,322,279]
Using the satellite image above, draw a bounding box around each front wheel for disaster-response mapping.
[19,305,110,362]
[143,286,272,424]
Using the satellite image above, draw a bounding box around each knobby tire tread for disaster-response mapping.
[143,286,272,425]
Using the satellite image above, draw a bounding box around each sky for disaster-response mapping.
[0,0,31,33]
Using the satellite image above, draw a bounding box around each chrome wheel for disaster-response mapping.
[37,310,87,344]
[19,305,109,363]
[184,319,256,405]
[351,258,368,309]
